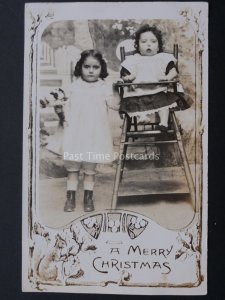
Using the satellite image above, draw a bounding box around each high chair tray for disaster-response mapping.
[113,80,178,87]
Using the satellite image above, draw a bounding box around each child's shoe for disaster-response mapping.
[64,191,76,212]
[84,190,94,212]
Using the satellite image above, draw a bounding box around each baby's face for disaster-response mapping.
[139,31,159,56]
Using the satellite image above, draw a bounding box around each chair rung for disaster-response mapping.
[124,140,177,145]
[127,130,175,136]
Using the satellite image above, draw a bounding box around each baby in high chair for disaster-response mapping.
[120,24,192,131]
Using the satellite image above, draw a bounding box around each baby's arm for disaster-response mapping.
[158,68,178,81]
[122,73,136,82]
[159,59,178,81]
[120,66,136,83]
[165,67,178,80]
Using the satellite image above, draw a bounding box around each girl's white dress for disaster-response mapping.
[62,77,115,163]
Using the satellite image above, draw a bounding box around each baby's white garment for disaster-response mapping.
[121,52,177,98]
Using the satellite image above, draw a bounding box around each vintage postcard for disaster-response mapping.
[22,2,208,295]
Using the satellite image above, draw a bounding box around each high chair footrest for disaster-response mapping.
[124,140,177,146]
[127,129,175,137]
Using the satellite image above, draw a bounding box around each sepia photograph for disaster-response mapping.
[22,2,208,294]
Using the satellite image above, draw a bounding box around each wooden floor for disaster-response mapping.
[39,165,198,230]
[118,167,189,197]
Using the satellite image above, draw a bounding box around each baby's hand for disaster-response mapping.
[115,79,124,84]
[158,75,169,82]
[122,74,136,82]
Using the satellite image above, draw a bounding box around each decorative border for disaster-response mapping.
[28,212,202,290]
[23,2,207,293]
[28,212,149,289]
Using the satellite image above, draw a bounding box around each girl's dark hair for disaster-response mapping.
[134,24,163,53]
[74,49,108,79]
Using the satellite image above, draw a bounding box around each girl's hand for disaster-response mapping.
[108,104,120,111]
[63,121,69,127]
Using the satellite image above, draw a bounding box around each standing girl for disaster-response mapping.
[45,50,119,212]
[120,24,192,130]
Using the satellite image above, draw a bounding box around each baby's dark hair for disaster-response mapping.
[134,24,163,53]
[74,49,108,79]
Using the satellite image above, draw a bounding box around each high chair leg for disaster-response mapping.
[111,116,129,210]
[119,115,130,182]
[171,112,197,212]
[120,138,129,182]
[133,116,138,132]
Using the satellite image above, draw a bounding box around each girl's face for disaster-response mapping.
[81,56,102,82]
[139,31,159,56]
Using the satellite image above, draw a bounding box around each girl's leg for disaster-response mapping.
[83,162,97,212]
[64,161,81,212]
[83,174,95,191]
[158,108,170,128]
[67,171,79,191]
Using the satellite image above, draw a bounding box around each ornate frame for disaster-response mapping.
[23,2,208,295]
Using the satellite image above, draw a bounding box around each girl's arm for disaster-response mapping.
[106,85,121,111]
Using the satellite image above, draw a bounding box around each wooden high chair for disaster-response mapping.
[111,44,197,212]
